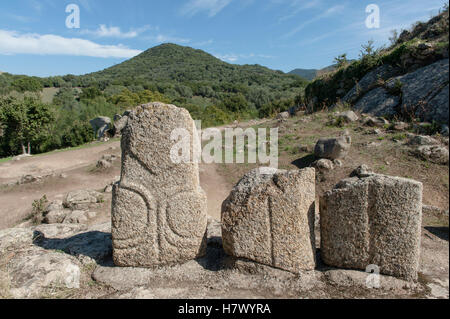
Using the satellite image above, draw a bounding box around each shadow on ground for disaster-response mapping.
[33,230,112,266]
[425,226,449,241]
[291,155,317,169]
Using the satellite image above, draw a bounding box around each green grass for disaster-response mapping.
[0,157,13,164]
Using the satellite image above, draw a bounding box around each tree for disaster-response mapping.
[11,77,43,93]
[0,97,55,156]
[360,40,376,57]
[334,53,349,69]
[389,30,399,46]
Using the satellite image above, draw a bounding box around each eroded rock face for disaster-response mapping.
[343,64,402,104]
[320,174,423,281]
[221,167,316,274]
[112,102,207,267]
[397,59,449,123]
[353,87,400,117]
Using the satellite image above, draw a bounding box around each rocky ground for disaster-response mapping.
[0,110,448,299]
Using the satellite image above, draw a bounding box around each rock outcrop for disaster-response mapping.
[111,102,207,267]
[320,173,423,281]
[221,167,316,274]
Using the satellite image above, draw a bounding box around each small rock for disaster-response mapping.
[350,164,374,178]
[276,112,290,121]
[63,211,88,224]
[338,111,359,123]
[312,159,335,172]
[43,209,71,224]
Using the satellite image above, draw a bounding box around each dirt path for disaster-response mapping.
[0,139,232,229]
[0,141,120,183]
[199,164,233,220]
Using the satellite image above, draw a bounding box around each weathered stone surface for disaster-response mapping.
[338,110,359,122]
[397,59,449,123]
[0,228,34,254]
[314,135,352,160]
[413,145,449,165]
[221,167,316,274]
[63,210,89,224]
[320,174,423,281]
[353,87,400,117]
[362,116,390,127]
[407,134,440,146]
[312,159,334,172]
[112,102,207,267]
[43,209,71,224]
[277,112,290,120]
[64,190,103,210]
[7,247,81,298]
[343,64,402,104]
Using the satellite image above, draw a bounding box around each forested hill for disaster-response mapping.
[0,44,309,157]
[82,43,301,85]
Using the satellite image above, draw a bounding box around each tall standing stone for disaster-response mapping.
[320,173,423,281]
[221,167,316,274]
[112,102,207,267]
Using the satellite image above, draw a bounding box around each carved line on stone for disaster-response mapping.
[119,182,159,259]
[127,150,157,176]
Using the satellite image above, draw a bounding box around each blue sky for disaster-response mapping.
[0,0,446,77]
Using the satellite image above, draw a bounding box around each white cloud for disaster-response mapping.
[278,0,321,22]
[0,29,142,58]
[284,4,346,38]
[81,25,153,39]
[180,0,233,17]
[215,53,274,63]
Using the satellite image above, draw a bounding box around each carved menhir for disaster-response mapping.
[112,102,207,267]
[320,173,423,281]
[221,167,316,274]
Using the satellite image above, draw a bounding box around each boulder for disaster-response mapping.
[314,135,352,160]
[63,211,89,224]
[338,111,359,123]
[112,102,207,267]
[320,173,423,281]
[89,116,112,140]
[43,209,71,224]
[64,190,103,210]
[407,135,440,146]
[413,145,449,165]
[221,167,316,274]
[362,116,389,127]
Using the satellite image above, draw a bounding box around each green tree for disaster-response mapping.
[11,77,43,93]
[0,97,55,156]
[334,53,349,69]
